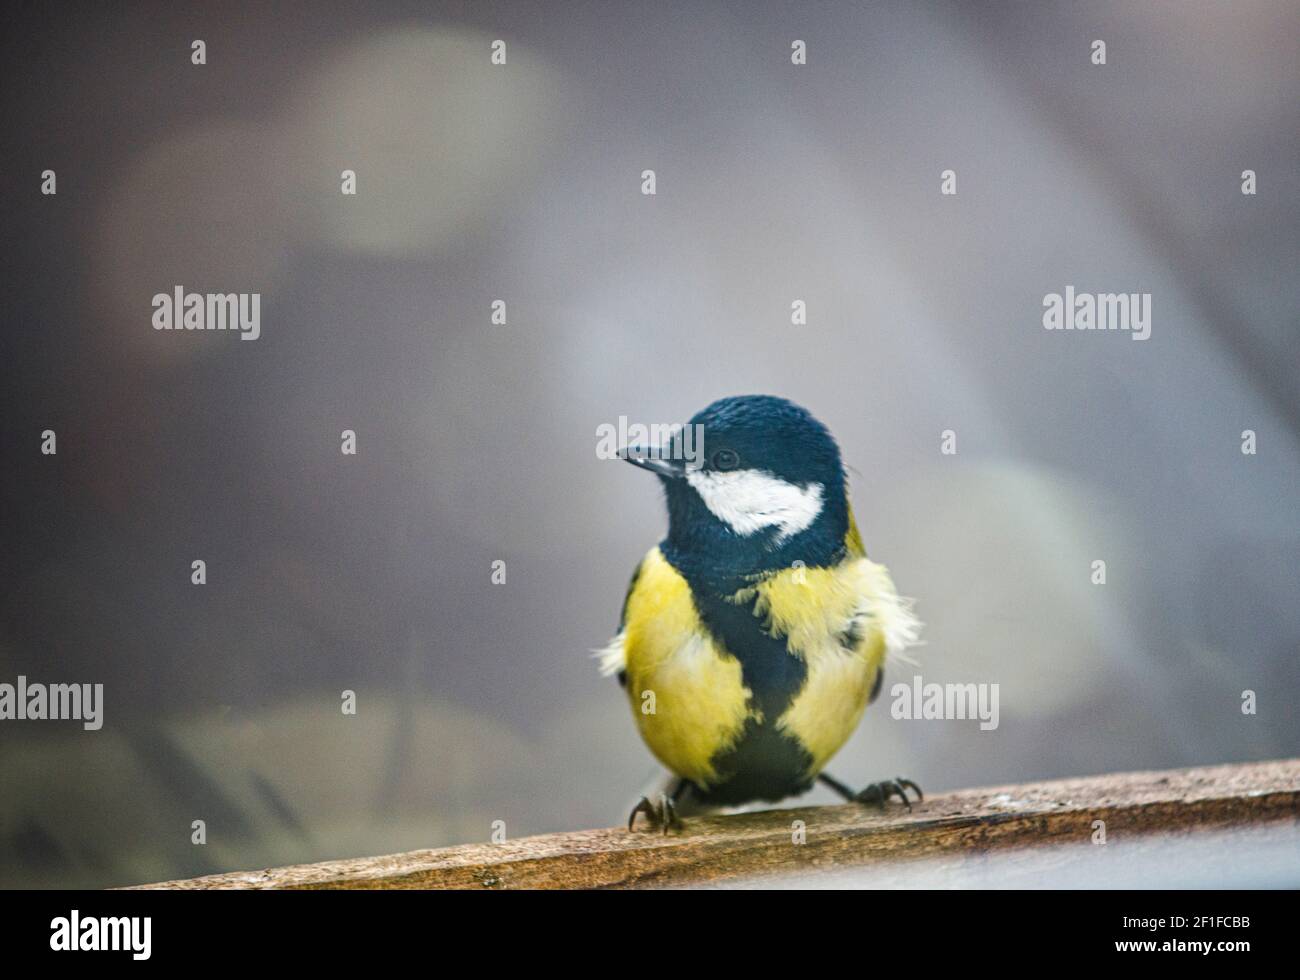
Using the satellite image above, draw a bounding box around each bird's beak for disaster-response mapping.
[622,445,687,479]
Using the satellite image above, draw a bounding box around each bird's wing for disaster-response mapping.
[845,502,867,558]
[843,501,921,665]
[595,550,649,682]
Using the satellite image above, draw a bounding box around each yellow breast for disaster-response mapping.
[746,560,899,775]
[612,548,754,786]
[603,532,919,789]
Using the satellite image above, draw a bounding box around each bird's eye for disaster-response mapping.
[712,449,740,471]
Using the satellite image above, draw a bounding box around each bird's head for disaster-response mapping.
[624,395,849,586]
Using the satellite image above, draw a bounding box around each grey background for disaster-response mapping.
[0,1,1296,888]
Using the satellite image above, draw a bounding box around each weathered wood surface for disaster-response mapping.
[134,759,1299,889]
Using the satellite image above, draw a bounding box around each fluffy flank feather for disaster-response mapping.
[868,573,923,659]
[594,633,626,677]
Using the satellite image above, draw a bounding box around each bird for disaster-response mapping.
[598,394,922,832]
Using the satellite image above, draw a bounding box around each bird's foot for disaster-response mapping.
[627,793,684,834]
[854,776,923,812]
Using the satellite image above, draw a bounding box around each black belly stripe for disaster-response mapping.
[695,717,815,805]
[688,586,815,804]
[689,588,805,720]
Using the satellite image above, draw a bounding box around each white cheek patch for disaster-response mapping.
[685,469,824,544]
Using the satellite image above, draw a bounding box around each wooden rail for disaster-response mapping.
[133,759,1299,889]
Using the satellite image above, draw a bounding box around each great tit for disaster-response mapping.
[599,394,922,832]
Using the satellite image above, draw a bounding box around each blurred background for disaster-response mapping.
[0,1,1297,888]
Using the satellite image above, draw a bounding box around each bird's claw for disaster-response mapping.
[854,777,923,812]
[627,793,683,834]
